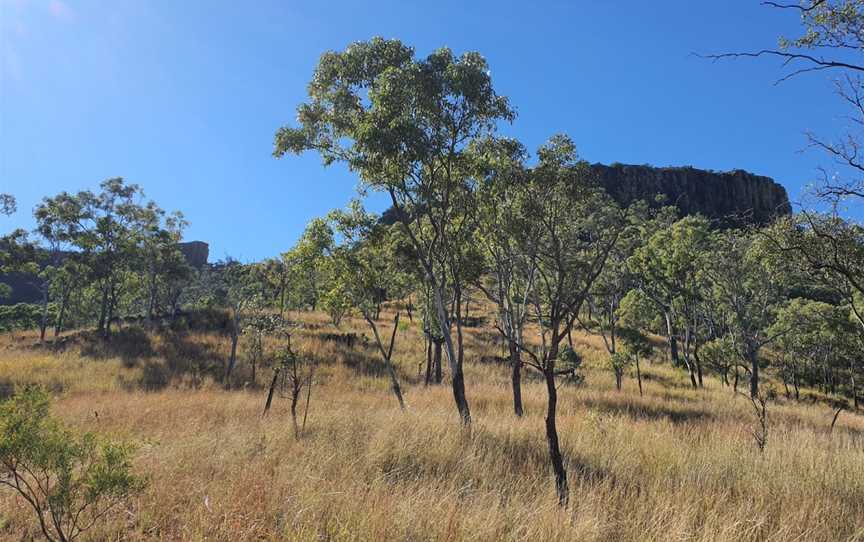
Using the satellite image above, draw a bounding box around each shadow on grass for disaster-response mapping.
[576,396,714,424]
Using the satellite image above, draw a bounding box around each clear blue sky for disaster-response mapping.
[0,0,847,261]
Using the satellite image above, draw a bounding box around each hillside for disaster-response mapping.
[0,308,861,541]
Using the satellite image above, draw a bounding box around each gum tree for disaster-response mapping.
[274,38,514,425]
[515,135,626,505]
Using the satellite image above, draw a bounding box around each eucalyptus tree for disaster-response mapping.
[769,297,859,405]
[327,201,413,409]
[196,259,264,386]
[765,214,864,335]
[471,136,534,416]
[702,230,787,398]
[627,216,711,387]
[0,193,15,216]
[275,38,515,425]
[282,218,333,312]
[139,204,189,325]
[514,135,626,505]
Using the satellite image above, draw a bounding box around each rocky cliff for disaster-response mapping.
[590,163,791,225]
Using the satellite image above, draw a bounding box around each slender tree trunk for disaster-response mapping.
[636,356,644,397]
[748,344,759,399]
[433,339,443,384]
[226,330,239,387]
[424,333,433,386]
[97,286,109,334]
[664,311,680,367]
[693,340,704,388]
[364,313,406,410]
[39,282,49,343]
[734,364,740,393]
[509,340,523,417]
[290,381,300,439]
[263,369,280,415]
[544,368,568,506]
[279,274,286,321]
[54,290,68,341]
[432,283,470,424]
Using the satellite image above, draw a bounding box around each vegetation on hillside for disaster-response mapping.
[2,1,864,539]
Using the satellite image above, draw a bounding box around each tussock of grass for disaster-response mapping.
[0,313,862,541]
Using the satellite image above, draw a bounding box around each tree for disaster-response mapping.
[702,230,787,398]
[0,388,145,542]
[628,216,711,386]
[708,1,864,207]
[139,204,189,326]
[513,135,626,505]
[769,297,859,405]
[282,218,333,312]
[197,260,263,386]
[1,193,15,216]
[618,327,654,396]
[327,202,411,410]
[275,38,515,425]
[471,137,533,416]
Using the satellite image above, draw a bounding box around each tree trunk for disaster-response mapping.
[54,291,67,341]
[433,339,443,384]
[693,341,704,388]
[664,311,680,367]
[263,369,280,415]
[226,331,239,387]
[734,364,740,393]
[636,356,643,397]
[794,372,800,401]
[290,382,300,439]
[615,367,623,391]
[748,344,759,399]
[364,313,406,410]
[97,286,109,334]
[39,282,49,343]
[544,368,568,506]
[509,340,523,417]
[432,284,470,424]
[424,333,432,386]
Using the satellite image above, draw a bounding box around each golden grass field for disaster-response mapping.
[0,308,863,541]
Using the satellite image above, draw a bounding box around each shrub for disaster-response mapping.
[0,387,146,541]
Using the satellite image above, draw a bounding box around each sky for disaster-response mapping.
[0,0,851,261]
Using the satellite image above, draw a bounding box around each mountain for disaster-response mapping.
[590,163,791,225]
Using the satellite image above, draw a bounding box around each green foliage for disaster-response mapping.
[0,387,146,541]
[557,347,586,385]
[0,303,58,332]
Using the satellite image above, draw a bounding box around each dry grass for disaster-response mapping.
[0,310,863,541]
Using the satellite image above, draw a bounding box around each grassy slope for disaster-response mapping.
[0,309,862,541]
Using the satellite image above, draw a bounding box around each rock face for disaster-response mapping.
[590,163,791,225]
[178,241,209,270]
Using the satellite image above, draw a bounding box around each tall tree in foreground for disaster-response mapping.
[515,135,625,505]
[274,38,515,425]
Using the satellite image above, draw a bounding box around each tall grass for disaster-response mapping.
[0,312,862,541]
